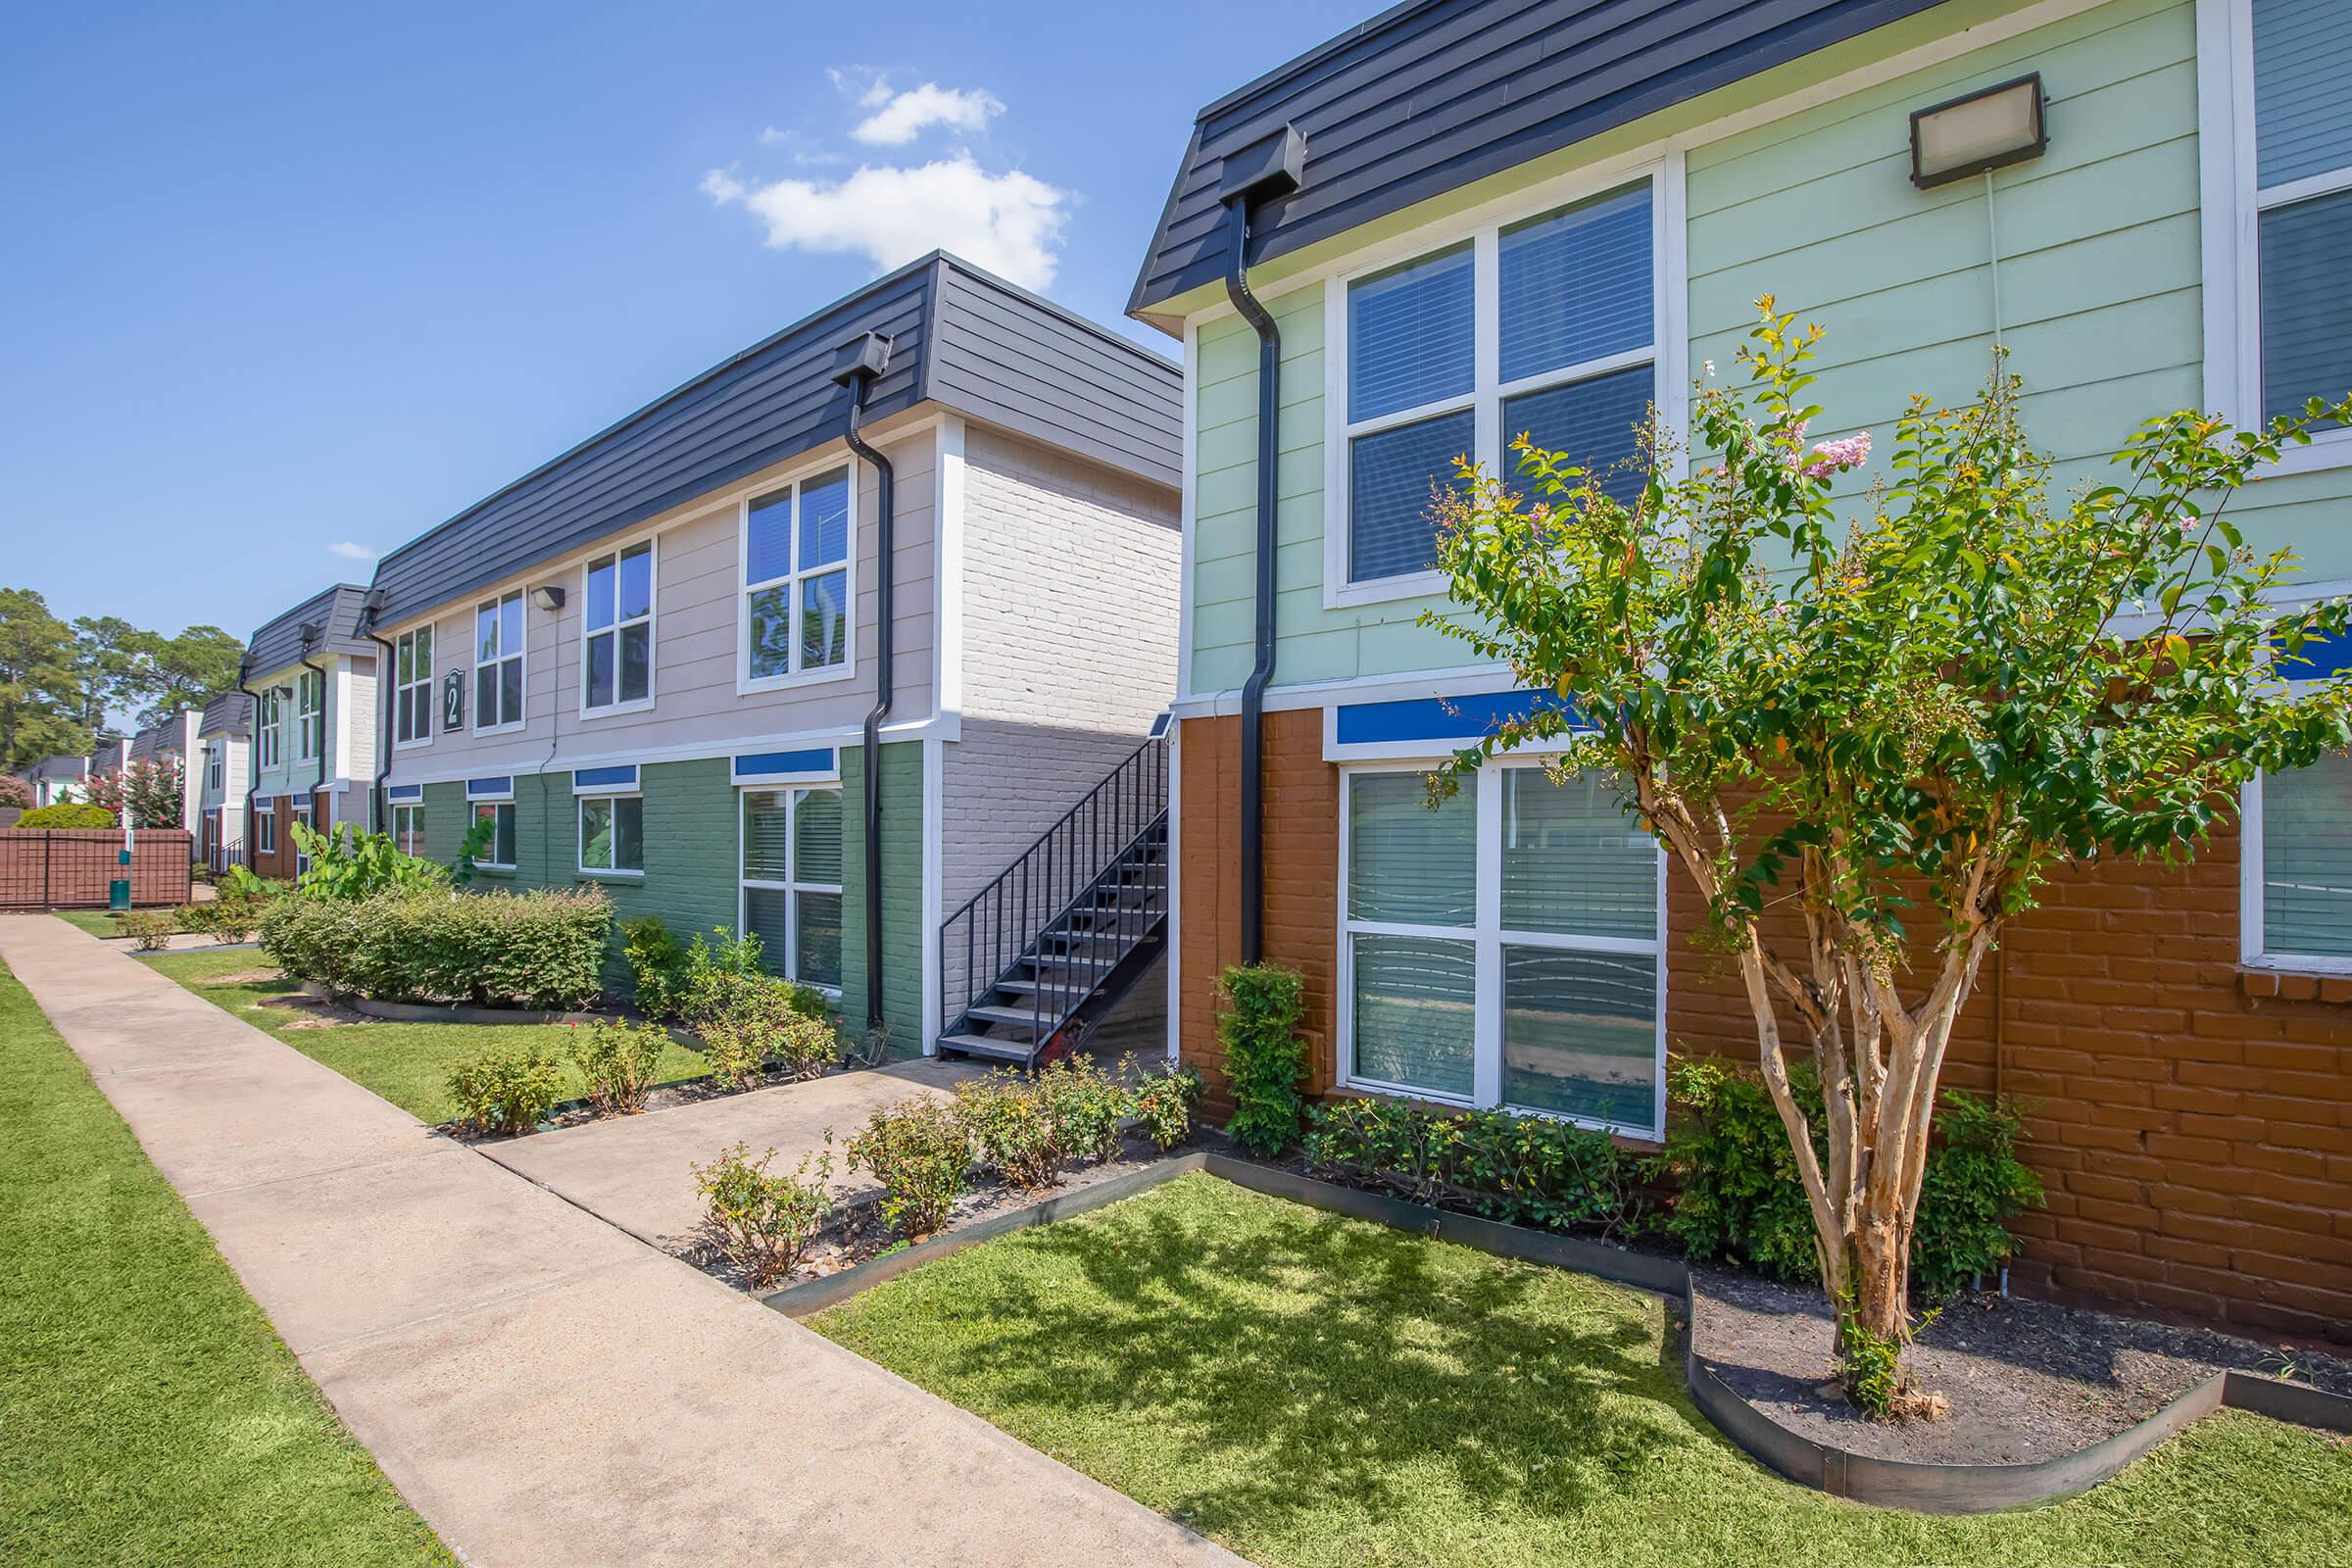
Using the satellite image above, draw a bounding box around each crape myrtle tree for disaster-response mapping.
[1423,302,2352,1407]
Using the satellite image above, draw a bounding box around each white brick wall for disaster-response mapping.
[941,426,1179,1018]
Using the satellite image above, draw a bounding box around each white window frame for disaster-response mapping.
[2198,0,2352,477]
[1334,757,1669,1139]
[1323,158,1686,610]
[737,463,858,695]
[205,742,222,793]
[392,801,426,858]
[296,669,323,762]
[394,624,435,749]
[580,536,658,718]
[737,783,845,994]
[257,687,283,769]
[469,800,517,870]
[290,802,313,876]
[472,590,527,735]
[577,793,645,877]
[255,803,275,856]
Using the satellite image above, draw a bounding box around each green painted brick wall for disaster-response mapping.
[840,740,925,1060]
[418,757,902,1003]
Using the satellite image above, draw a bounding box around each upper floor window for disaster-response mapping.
[583,540,654,711]
[205,743,222,792]
[394,626,433,746]
[1334,174,1661,603]
[743,467,852,687]
[296,669,323,762]
[2203,0,2352,468]
[473,590,525,732]
[257,687,283,768]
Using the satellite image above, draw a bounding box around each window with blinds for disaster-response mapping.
[2251,0,2352,425]
[1338,175,1658,597]
[1341,763,1664,1134]
[740,786,844,990]
[2259,751,2352,959]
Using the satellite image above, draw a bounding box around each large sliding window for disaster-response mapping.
[473,590,525,732]
[1339,763,1665,1136]
[740,786,843,989]
[582,540,654,712]
[742,468,852,688]
[1334,173,1662,603]
[394,626,433,746]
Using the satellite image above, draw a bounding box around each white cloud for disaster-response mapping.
[852,81,1004,146]
[326,540,377,562]
[701,152,1069,289]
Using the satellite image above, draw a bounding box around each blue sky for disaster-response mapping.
[1,0,1364,641]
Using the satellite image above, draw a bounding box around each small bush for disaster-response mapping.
[1300,1099,1645,1238]
[1034,1054,1132,1165]
[1914,1093,2044,1299]
[445,1045,564,1137]
[259,885,611,1008]
[290,821,447,900]
[620,915,689,1020]
[1132,1064,1203,1152]
[206,895,263,945]
[119,909,175,952]
[0,775,30,809]
[17,803,115,829]
[955,1070,1063,1191]
[1218,963,1306,1155]
[692,1141,835,1286]
[567,1019,669,1115]
[691,969,833,1089]
[846,1098,972,1238]
[680,927,767,1021]
[701,1016,769,1092]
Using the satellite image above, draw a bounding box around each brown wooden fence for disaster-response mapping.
[0,830,193,909]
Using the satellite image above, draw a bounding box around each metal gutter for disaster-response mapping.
[834,332,896,1035]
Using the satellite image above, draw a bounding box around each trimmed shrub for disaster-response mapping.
[692,969,834,1089]
[446,1045,564,1137]
[1913,1093,2044,1299]
[1218,963,1306,1155]
[620,915,689,1020]
[259,886,611,1008]
[1035,1054,1132,1165]
[846,1098,972,1239]
[1301,1098,1647,1239]
[119,909,176,952]
[568,1019,669,1115]
[17,803,115,829]
[692,1141,834,1286]
[1132,1064,1203,1152]
[955,1070,1066,1190]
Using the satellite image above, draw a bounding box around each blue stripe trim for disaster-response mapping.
[465,775,514,799]
[572,764,638,790]
[733,747,836,778]
[2277,629,2352,683]
[1333,689,1579,746]
[386,783,423,802]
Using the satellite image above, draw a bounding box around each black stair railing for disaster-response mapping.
[941,721,1170,1044]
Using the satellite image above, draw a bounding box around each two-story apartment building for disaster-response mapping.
[363,254,1181,1059]
[125,708,204,834]
[197,692,253,871]
[239,585,380,880]
[1140,0,2352,1341]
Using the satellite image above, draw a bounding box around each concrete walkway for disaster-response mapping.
[486,1056,979,1252]
[0,915,1245,1568]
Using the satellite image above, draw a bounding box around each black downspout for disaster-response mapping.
[299,647,329,856]
[363,621,396,840]
[834,333,895,1035]
[237,668,263,871]
[1223,198,1281,964]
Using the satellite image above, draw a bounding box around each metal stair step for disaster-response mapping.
[966,1004,1053,1031]
[938,1032,1036,1063]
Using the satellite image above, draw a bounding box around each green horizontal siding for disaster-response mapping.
[840,740,926,1060]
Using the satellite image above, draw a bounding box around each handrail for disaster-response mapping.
[940,722,1170,1042]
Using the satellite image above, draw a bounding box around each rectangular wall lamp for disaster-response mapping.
[1910,73,2047,189]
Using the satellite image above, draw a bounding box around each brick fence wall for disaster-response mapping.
[1176,712,2352,1343]
[0,829,192,908]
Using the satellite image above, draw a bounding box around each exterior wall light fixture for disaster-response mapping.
[1910,74,2046,189]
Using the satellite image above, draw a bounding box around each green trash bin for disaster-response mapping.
[109,847,130,911]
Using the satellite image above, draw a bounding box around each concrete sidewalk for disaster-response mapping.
[485,1056,979,1252]
[0,914,1246,1568]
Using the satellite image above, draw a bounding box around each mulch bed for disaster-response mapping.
[1693,1263,2352,1464]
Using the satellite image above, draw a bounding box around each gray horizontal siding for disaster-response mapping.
[928,263,1182,488]
[1128,0,1943,315]
[246,584,373,677]
[200,691,252,737]
[367,252,1179,629]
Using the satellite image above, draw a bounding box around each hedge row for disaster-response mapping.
[259,886,612,1009]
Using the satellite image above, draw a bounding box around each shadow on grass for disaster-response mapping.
[863,1176,1717,1544]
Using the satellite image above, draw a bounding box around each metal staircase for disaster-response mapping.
[938,718,1170,1067]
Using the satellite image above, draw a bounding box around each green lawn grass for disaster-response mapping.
[51,908,132,938]
[0,956,453,1565]
[142,948,709,1124]
[813,1173,2352,1568]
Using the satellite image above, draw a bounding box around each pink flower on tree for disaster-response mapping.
[1798,429,1872,479]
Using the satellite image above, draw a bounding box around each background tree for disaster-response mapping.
[86,758,185,829]
[0,588,94,773]
[1425,304,2352,1410]
[73,617,244,727]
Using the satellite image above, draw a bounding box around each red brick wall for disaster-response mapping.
[0,829,191,908]
[1176,712,2352,1343]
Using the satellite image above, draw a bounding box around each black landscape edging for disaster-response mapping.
[780,1152,2352,1514]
